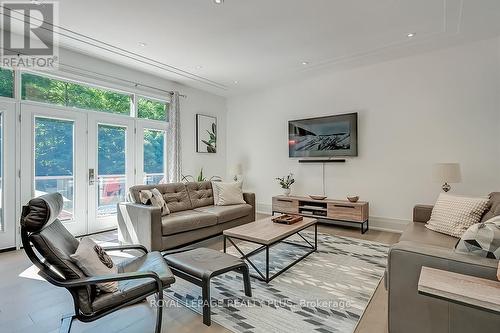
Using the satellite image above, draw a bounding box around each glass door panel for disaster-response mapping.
[97,124,126,217]
[34,117,75,221]
[143,129,166,184]
[0,101,16,249]
[20,104,87,236]
[88,113,134,233]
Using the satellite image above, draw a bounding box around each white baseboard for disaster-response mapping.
[256,203,408,234]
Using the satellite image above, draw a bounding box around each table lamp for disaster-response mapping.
[230,164,243,182]
[433,163,462,192]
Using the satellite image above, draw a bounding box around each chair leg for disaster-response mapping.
[201,279,211,326]
[241,266,252,297]
[59,314,74,333]
[155,291,164,333]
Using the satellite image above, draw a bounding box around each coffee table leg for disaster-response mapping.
[223,235,226,253]
[240,265,252,297]
[314,223,318,251]
[265,246,270,283]
[202,279,211,326]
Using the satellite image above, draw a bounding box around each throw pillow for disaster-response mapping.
[455,216,500,259]
[425,193,490,238]
[211,181,245,206]
[139,188,170,216]
[70,237,118,293]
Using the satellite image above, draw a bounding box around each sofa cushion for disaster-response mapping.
[481,192,500,222]
[161,210,217,236]
[186,181,214,208]
[92,251,175,313]
[194,204,252,224]
[400,222,458,248]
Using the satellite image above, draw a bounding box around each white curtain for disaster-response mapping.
[166,91,181,182]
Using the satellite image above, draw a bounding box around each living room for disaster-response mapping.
[0,1,499,333]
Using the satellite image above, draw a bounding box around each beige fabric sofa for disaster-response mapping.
[386,192,500,333]
[117,181,255,251]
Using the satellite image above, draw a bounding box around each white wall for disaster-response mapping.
[226,38,500,231]
[57,48,227,180]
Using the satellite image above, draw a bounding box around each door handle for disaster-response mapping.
[89,168,95,185]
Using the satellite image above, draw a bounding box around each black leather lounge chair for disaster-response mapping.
[20,192,175,333]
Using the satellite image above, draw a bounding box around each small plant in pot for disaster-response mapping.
[275,173,295,196]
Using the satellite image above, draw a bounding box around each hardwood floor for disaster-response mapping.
[0,214,400,333]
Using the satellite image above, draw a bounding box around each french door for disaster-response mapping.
[0,101,16,249]
[87,113,135,233]
[20,104,88,235]
[21,103,138,236]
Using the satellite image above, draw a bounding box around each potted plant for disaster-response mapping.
[275,173,295,196]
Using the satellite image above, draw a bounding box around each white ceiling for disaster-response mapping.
[8,0,500,95]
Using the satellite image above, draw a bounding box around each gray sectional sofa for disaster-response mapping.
[117,181,255,251]
[386,192,500,333]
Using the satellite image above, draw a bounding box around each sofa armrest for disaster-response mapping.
[243,192,256,221]
[413,204,433,223]
[117,202,162,252]
[387,241,499,333]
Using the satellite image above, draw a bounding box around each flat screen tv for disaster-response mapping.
[288,112,358,158]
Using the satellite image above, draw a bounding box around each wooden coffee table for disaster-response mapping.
[223,216,317,283]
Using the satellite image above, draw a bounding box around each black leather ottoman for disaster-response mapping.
[163,247,252,326]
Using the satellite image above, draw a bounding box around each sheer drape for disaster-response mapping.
[166,92,181,182]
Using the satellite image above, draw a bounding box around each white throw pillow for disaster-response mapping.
[426,193,490,238]
[70,237,118,293]
[139,188,170,216]
[211,181,245,206]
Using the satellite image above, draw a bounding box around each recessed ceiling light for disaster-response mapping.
[301,61,309,65]
[31,0,41,4]
[407,32,416,38]
[233,80,239,84]
[195,65,203,70]
[214,0,224,4]
[138,42,147,47]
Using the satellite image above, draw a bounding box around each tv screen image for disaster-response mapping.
[288,112,358,157]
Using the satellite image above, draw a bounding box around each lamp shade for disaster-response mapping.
[230,163,243,175]
[432,163,462,183]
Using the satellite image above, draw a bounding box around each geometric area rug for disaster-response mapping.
[164,232,389,333]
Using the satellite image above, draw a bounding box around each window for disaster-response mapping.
[138,97,168,121]
[21,72,132,115]
[0,68,14,98]
[143,129,166,184]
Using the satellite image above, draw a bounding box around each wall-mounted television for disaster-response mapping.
[288,112,358,158]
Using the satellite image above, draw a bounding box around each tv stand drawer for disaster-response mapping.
[272,197,298,214]
[328,203,367,223]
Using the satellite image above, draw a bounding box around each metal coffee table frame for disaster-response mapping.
[223,223,317,283]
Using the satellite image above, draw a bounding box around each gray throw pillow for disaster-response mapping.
[455,216,500,259]
[70,237,118,292]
